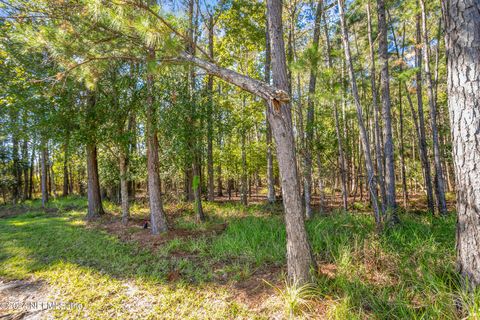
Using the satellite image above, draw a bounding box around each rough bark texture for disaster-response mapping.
[376,0,397,217]
[420,0,448,215]
[146,49,168,234]
[338,0,381,229]
[443,0,480,289]
[267,0,315,284]
[86,143,104,219]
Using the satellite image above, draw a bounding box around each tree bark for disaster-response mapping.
[180,53,289,104]
[12,128,20,204]
[303,0,323,218]
[338,0,381,229]
[50,157,57,198]
[366,1,386,213]
[86,143,104,219]
[241,98,248,207]
[267,0,315,284]
[265,23,276,204]
[119,147,129,225]
[323,6,347,211]
[63,138,69,197]
[420,0,448,215]
[40,140,48,208]
[127,113,136,201]
[146,49,168,234]
[376,0,397,218]
[28,142,35,200]
[206,15,215,202]
[443,0,480,289]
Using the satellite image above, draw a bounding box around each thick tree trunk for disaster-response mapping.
[40,141,48,208]
[146,49,168,234]
[267,0,315,284]
[376,0,397,218]
[443,0,480,289]
[420,0,448,215]
[415,17,435,213]
[338,0,381,229]
[367,1,386,213]
[86,143,104,219]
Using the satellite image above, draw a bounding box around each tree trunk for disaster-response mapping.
[50,158,57,198]
[303,0,323,218]
[443,0,480,289]
[146,49,168,234]
[28,142,35,199]
[398,84,408,208]
[338,0,381,229]
[367,1,387,213]
[376,0,397,218]
[192,159,205,221]
[12,131,20,204]
[86,143,104,219]
[415,17,435,213]
[266,0,315,284]
[241,102,248,206]
[119,147,129,225]
[207,16,215,202]
[420,0,448,215]
[41,140,48,208]
[323,7,347,211]
[63,144,69,197]
[127,113,137,201]
[265,23,276,204]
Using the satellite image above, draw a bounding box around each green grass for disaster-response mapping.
[0,197,479,319]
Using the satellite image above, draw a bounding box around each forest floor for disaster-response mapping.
[0,195,479,319]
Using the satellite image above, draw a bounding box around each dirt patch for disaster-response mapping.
[227,265,284,311]
[0,278,51,319]
[89,214,227,251]
[0,206,34,219]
